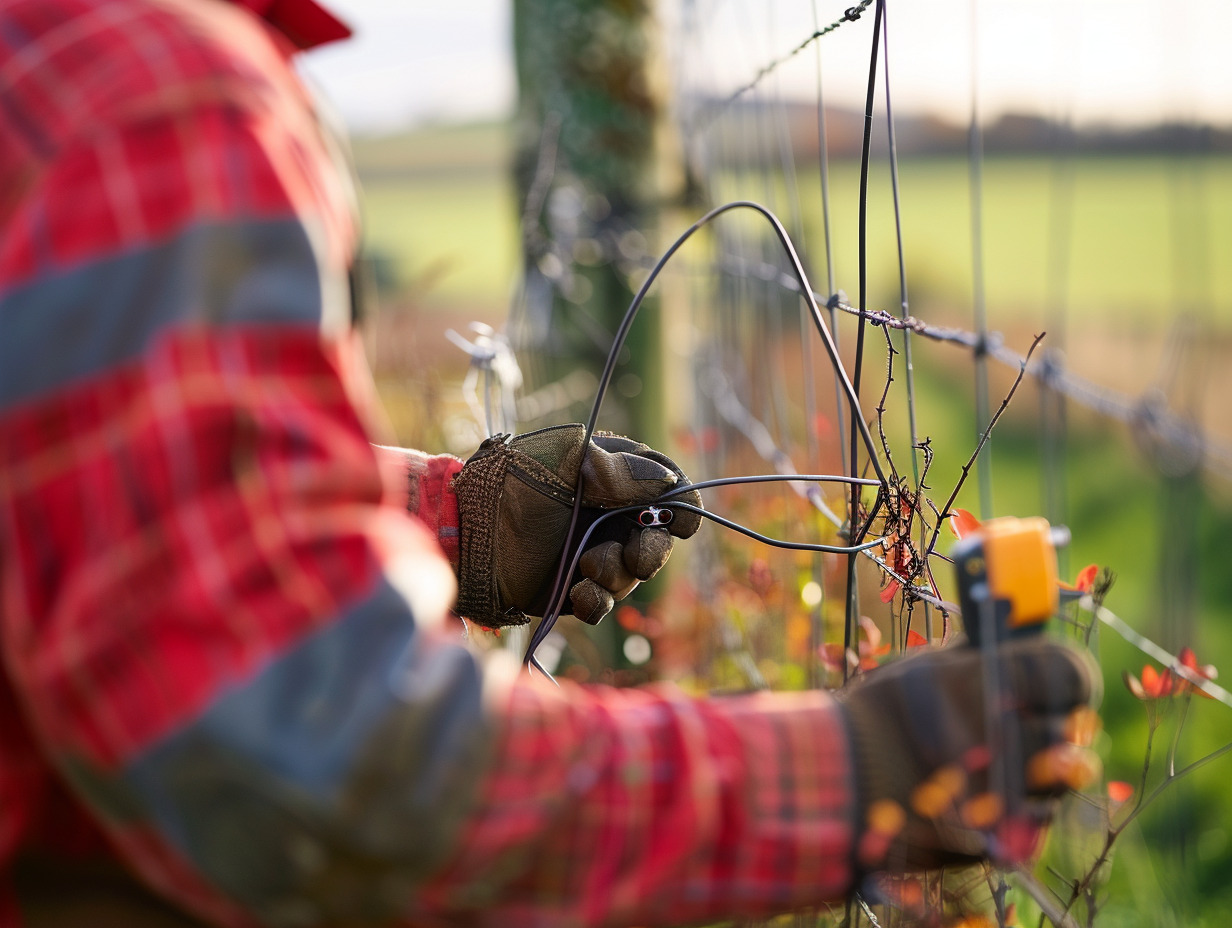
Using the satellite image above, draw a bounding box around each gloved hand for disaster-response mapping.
[839,637,1100,873]
[451,424,703,628]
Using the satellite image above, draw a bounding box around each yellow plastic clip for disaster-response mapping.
[977,516,1059,630]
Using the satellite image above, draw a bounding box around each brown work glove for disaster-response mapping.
[839,637,1101,874]
[451,424,703,627]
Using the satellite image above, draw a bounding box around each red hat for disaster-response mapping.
[231,0,352,50]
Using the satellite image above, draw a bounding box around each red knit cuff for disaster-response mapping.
[410,454,463,568]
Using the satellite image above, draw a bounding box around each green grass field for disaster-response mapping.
[355,124,1232,329]
[772,155,1232,324]
[354,123,519,311]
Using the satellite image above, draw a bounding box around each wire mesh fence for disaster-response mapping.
[632,1,1232,924]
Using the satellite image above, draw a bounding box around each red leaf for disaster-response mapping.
[819,642,846,672]
[905,629,928,648]
[615,605,643,631]
[1175,646,1217,698]
[1074,564,1099,593]
[993,816,1043,864]
[949,508,982,539]
[879,578,901,604]
[671,427,697,454]
[1107,781,1134,804]
[962,744,993,773]
[747,558,775,597]
[1141,665,1174,699]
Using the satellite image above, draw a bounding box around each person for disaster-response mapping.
[0,0,1100,925]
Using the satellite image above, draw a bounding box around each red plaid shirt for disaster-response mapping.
[0,1,855,925]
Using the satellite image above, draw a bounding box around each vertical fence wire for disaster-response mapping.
[967,0,993,519]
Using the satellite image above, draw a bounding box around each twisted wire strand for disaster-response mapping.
[708,254,1232,483]
[687,0,876,134]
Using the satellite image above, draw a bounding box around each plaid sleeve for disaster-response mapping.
[0,1,489,923]
[0,3,856,927]
[410,674,856,927]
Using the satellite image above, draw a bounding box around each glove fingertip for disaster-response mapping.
[625,528,674,580]
[666,491,705,538]
[570,579,615,626]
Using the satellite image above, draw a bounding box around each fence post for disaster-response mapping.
[512,0,672,674]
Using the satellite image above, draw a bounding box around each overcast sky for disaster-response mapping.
[298,0,1232,135]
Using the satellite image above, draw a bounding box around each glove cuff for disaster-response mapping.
[451,435,531,627]
[838,695,897,878]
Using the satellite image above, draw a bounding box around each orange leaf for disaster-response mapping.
[879,578,901,604]
[1074,564,1099,593]
[1141,665,1163,698]
[949,508,982,539]
[905,629,929,648]
[615,605,643,631]
[1107,780,1134,804]
[1141,665,1174,699]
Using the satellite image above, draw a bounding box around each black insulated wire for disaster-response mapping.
[523,200,893,670]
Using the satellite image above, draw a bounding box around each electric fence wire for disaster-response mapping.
[841,0,885,681]
[522,199,894,670]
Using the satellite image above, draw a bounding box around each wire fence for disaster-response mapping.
[450,0,1232,922]
[651,1,1232,924]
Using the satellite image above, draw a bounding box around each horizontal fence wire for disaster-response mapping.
[708,252,1232,484]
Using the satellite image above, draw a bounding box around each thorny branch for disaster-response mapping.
[924,332,1046,561]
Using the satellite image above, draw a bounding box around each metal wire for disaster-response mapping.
[705,255,1232,484]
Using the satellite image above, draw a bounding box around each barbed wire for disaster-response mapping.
[687,0,875,133]
[708,252,1232,484]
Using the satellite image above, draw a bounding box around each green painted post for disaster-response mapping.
[512,0,670,674]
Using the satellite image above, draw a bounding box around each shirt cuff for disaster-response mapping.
[373,446,464,567]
